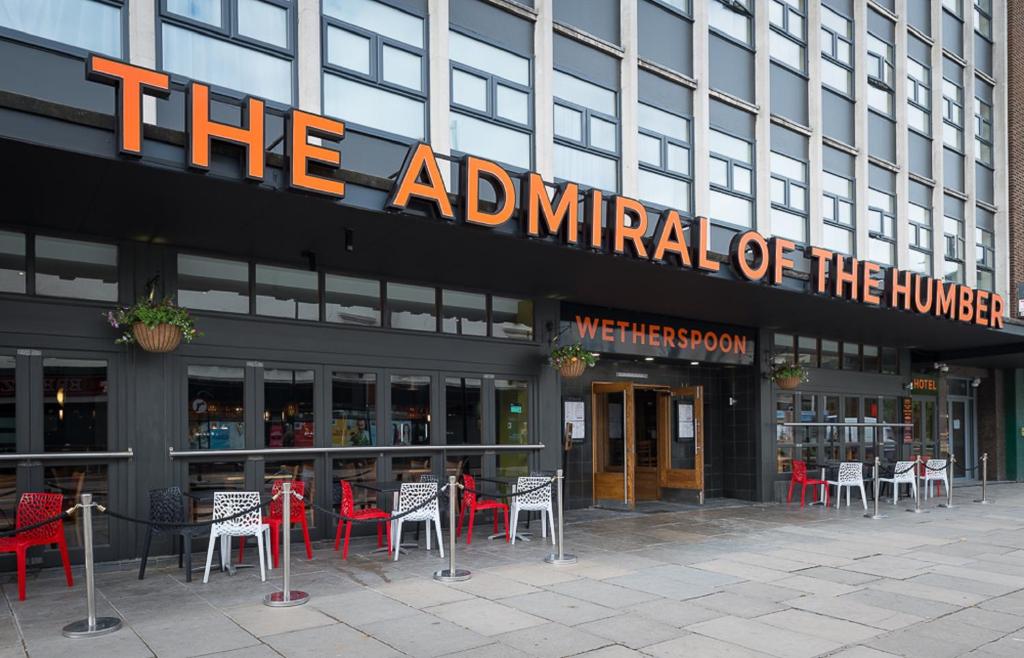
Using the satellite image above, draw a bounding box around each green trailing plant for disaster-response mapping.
[770,363,809,383]
[549,343,598,369]
[106,297,200,345]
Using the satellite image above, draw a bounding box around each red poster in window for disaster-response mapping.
[902,398,913,444]
[295,422,315,447]
[268,423,283,448]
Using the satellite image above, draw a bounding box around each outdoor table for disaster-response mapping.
[475,476,533,542]
[354,481,421,553]
[185,489,253,576]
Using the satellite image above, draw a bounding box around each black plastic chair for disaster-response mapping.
[138,486,213,582]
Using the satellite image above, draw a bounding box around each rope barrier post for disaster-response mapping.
[939,453,954,509]
[907,456,926,514]
[974,453,993,504]
[434,477,470,583]
[865,457,886,520]
[63,494,122,638]
[545,469,576,565]
[264,482,309,607]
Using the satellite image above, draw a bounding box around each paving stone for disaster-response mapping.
[839,586,963,619]
[436,643,536,657]
[943,606,1024,633]
[687,591,788,618]
[224,603,335,638]
[573,644,650,657]
[311,589,421,627]
[447,572,541,599]
[642,632,774,657]
[687,615,842,658]
[262,622,401,657]
[755,609,883,644]
[360,610,492,657]
[688,559,790,583]
[769,573,863,597]
[425,598,547,636]
[546,578,661,609]
[826,647,901,657]
[130,608,261,658]
[867,577,988,607]
[866,619,1006,658]
[500,590,620,626]
[22,627,154,658]
[601,572,719,601]
[372,578,477,609]
[495,622,610,658]
[793,566,880,586]
[574,612,682,649]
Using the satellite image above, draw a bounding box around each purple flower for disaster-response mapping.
[106,311,120,328]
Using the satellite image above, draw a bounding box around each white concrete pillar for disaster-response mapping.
[894,0,910,270]
[992,0,1010,304]
[807,0,824,247]
[853,0,870,259]
[428,0,450,160]
[754,0,771,235]
[963,2,978,288]
[534,0,555,180]
[929,0,946,279]
[692,0,710,217]
[128,0,157,124]
[620,0,640,197]
[296,0,321,113]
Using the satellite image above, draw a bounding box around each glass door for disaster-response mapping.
[658,386,704,495]
[591,382,634,507]
[949,398,971,478]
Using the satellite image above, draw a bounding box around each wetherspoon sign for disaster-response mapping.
[83,55,1004,329]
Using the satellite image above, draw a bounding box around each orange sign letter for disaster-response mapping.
[523,173,578,244]
[288,109,345,198]
[86,55,170,156]
[386,143,454,219]
[188,82,265,180]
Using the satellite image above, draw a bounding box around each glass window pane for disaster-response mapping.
[35,236,117,302]
[263,369,315,448]
[0,356,13,453]
[263,460,316,526]
[442,290,487,336]
[589,116,617,152]
[387,282,436,331]
[710,157,729,186]
[553,71,616,115]
[332,457,377,508]
[710,130,752,163]
[445,377,482,445]
[822,60,852,94]
[326,26,370,74]
[709,189,753,227]
[255,264,318,320]
[167,0,221,26]
[322,0,423,48]
[798,337,818,367]
[331,372,376,446]
[161,23,292,104]
[43,358,107,452]
[709,0,751,43]
[496,84,529,124]
[862,345,880,372]
[382,44,421,91]
[770,30,803,70]
[881,347,899,375]
[188,365,245,449]
[325,274,380,326]
[553,144,618,192]
[324,74,424,139]
[771,152,806,182]
[178,253,250,314]
[773,333,795,365]
[0,230,26,294]
[390,375,430,446]
[554,104,583,141]
[733,166,752,194]
[392,455,432,483]
[773,207,805,242]
[666,143,689,176]
[491,297,533,340]
[771,177,787,205]
[188,462,245,520]
[46,464,109,547]
[842,343,860,371]
[237,0,287,48]
[0,0,123,56]
[821,339,840,369]
[637,103,689,141]
[495,379,529,478]
[638,169,690,211]
[449,32,529,86]
[638,133,662,167]
[450,112,531,170]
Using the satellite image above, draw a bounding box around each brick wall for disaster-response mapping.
[1010,0,1024,315]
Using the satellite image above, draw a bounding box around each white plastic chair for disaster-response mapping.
[510,476,555,545]
[391,482,443,561]
[877,460,918,504]
[827,462,867,510]
[203,491,271,583]
[924,459,949,499]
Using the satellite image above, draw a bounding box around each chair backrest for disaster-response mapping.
[396,482,438,522]
[892,461,916,483]
[515,476,552,510]
[149,487,186,527]
[837,462,863,484]
[17,492,64,542]
[461,473,478,508]
[925,458,947,475]
[792,460,808,481]
[418,474,439,484]
[340,480,355,517]
[268,479,305,521]
[211,491,262,535]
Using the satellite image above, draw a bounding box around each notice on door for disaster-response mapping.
[678,402,694,440]
[564,400,586,439]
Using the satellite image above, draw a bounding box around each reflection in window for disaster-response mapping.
[442,290,487,336]
[255,264,318,320]
[0,467,14,532]
[773,333,795,365]
[324,274,380,326]
[388,282,436,331]
[862,345,880,373]
[0,0,123,57]
[392,456,432,483]
[491,297,533,340]
[43,358,107,452]
[178,254,250,314]
[264,459,315,526]
[709,0,752,44]
[841,342,860,371]
[495,379,529,478]
[333,457,377,509]
[35,236,118,302]
[820,340,840,369]
[263,369,314,448]
[391,375,430,446]
[331,372,376,446]
[45,464,108,547]
[0,230,26,294]
[188,461,245,520]
[187,365,245,450]
[0,356,14,453]
[445,377,482,477]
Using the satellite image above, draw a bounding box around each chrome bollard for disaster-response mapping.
[265,482,309,606]
[907,456,926,514]
[435,476,471,582]
[939,453,954,508]
[865,457,886,520]
[545,469,577,565]
[63,493,122,638]
[975,453,993,504]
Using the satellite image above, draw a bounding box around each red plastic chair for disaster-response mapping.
[456,474,509,543]
[0,493,73,600]
[335,481,391,559]
[238,480,314,567]
[786,460,830,508]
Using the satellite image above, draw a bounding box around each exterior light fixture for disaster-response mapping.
[690,361,699,366]
[643,357,654,362]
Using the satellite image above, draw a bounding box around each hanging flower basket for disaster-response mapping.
[550,343,597,378]
[132,322,182,353]
[558,358,588,379]
[774,375,802,390]
[771,363,809,390]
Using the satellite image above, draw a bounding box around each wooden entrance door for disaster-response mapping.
[659,386,704,496]
[592,382,634,507]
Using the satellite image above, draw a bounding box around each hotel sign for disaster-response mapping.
[83,55,1005,330]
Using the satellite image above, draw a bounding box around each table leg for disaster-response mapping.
[810,468,827,506]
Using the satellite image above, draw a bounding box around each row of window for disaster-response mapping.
[772,334,900,375]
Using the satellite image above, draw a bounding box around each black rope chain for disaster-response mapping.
[103,496,274,529]
[460,478,555,500]
[0,510,74,538]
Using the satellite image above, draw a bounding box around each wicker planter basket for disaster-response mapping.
[132,323,182,353]
[558,359,587,378]
[774,375,801,390]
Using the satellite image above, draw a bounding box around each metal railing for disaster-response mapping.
[780,422,914,427]
[168,444,544,459]
[0,448,134,462]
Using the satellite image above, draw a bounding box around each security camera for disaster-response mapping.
[933,362,949,373]
[971,378,982,388]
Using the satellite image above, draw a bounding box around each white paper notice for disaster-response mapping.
[564,401,586,439]
[678,402,694,439]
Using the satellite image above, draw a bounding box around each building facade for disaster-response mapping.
[0,0,1020,566]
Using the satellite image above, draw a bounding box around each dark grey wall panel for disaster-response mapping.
[975,35,993,77]
[554,34,618,86]
[976,78,993,103]
[638,70,692,112]
[450,0,533,54]
[874,0,895,13]
[944,148,964,192]
[823,145,854,176]
[908,33,930,63]
[869,163,895,192]
[770,63,808,126]
[709,34,754,103]
[822,90,854,145]
[942,12,963,57]
[943,56,963,82]
[907,0,931,35]
[0,39,115,115]
[977,207,995,230]
[867,9,894,41]
[710,99,754,140]
[554,0,620,44]
[770,124,806,160]
[868,112,896,163]
[909,179,931,206]
[945,193,965,219]
[823,0,852,14]
[638,0,693,76]
[976,164,994,205]
[908,130,933,179]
